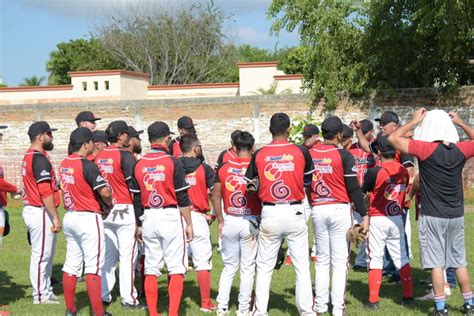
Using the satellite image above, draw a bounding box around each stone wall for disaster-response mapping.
[0,86,472,187]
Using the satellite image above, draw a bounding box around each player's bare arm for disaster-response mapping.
[388,108,427,153]
[211,182,224,238]
[449,111,474,140]
[350,120,371,153]
[42,193,61,233]
[179,205,194,242]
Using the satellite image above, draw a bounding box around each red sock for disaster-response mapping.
[62,272,77,313]
[400,264,413,299]
[368,269,382,303]
[85,274,104,316]
[145,275,159,316]
[168,274,184,316]
[197,270,211,307]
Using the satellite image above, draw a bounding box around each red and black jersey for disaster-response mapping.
[215,147,237,170]
[131,145,190,209]
[59,154,108,213]
[349,142,376,186]
[245,140,315,204]
[370,141,415,168]
[408,140,474,218]
[361,161,408,216]
[217,157,261,216]
[87,154,96,161]
[94,145,135,204]
[180,157,215,213]
[21,150,60,207]
[0,165,18,207]
[308,144,358,206]
[169,137,183,158]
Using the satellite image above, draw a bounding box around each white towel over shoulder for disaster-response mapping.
[414,110,459,143]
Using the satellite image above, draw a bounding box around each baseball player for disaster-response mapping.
[126,126,143,157]
[348,119,376,271]
[130,121,194,316]
[59,127,113,316]
[244,112,316,315]
[88,131,108,161]
[179,133,216,312]
[361,134,413,309]
[308,116,368,316]
[340,124,354,151]
[21,121,61,304]
[95,121,143,309]
[169,116,205,162]
[75,111,101,132]
[213,131,261,316]
[215,130,241,170]
[0,125,21,246]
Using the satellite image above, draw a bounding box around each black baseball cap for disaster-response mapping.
[106,120,129,139]
[0,126,7,129]
[27,121,57,137]
[376,133,396,154]
[177,116,195,129]
[75,111,101,125]
[302,124,320,136]
[342,124,354,138]
[360,119,374,134]
[70,127,94,145]
[148,121,175,139]
[321,116,343,138]
[375,111,399,126]
[128,126,144,140]
[92,130,108,144]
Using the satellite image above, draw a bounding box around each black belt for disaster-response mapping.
[147,205,178,209]
[263,201,302,206]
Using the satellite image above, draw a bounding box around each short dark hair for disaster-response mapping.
[69,140,89,153]
[230,129,242,144]
[179,133,200,153]
[380,151,396,159]
[269,113,290,136]
[233,131,255,151]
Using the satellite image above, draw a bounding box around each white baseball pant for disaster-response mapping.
[142,208,188,276]
[101,204,139,305]
[22,205,57,304]
[188,211,212,271]
[0,207,5,247]
[312,203,352,316]
[62,211,105,276]
[404,209,412,259]
[367,215,409,270]
[216,214,257,312]
[353,211,367,268]
[253,204,315,316]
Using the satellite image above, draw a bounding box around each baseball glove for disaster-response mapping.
[347,224,366,247]
[246,177,259,192]
[274,243,286,270]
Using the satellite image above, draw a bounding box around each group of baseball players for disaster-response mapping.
[0,106,472,316]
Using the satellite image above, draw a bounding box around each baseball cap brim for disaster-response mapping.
[0,126,8,129]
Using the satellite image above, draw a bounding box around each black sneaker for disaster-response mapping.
[401,297,414,307]
[65,311,76,316]
[352,265,367,272]
[122,302,147,310]
[464,303,474,315]
[102,301,111,306]
[364,301,380,310]
[432,308,448,316]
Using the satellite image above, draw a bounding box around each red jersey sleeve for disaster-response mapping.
[408,140,438,161]
[0,178,17,193]
[457,141,474,159]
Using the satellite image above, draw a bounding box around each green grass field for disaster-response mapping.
[0,204,472,316]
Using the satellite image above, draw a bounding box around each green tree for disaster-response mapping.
[19,75,45,86]
[269,0,473,108]
[46,38,125,85]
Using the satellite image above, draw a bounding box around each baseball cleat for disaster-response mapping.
[464,303,474,315]
[236,310,251,316]
[200,303,217,312]
[122,302,147,310]
[432,308,448,316]
[352,264,367,272]
[364,301,380,310]
[401,297,414,307]
[415,290,434,301]
[34,298,60,305]
[216,308,230,316]
[65,310,76,316]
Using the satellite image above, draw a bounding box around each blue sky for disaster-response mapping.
[0,0,300,86]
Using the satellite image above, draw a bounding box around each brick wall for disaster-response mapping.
[0,87,472,187]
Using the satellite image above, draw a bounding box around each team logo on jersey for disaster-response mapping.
[96,175,104,182]
[230,191,247,208]
[384,183,406,201]
[264,154,293,162]
[385,200,402,216]
[143,173,166,190]
[98,158,113,164]
[40,170,50,177]
[63,190,74,209]
[270,180,291,200]
[228,167,245,175]
[313,158,332,164]
[185,173,196,186]
[60,167,74,174]
[149,190,164,208]
[313,180,331,198]
[142,165,165,173]
[225,175,244,192]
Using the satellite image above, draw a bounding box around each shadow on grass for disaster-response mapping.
[0,270,29,305]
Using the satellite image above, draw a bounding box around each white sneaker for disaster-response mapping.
[236,310,250,316]
[34,298,60,305]
[415,290,434,301]
[216,308,230,316]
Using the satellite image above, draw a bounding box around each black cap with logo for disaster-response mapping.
[321,116,343,138]
[375,111,399,126]
[376,133,396,154]
[342,124,354,138]
[27,121,57,137]
[359,119,374,134]
[177,116,195,130]
[70,127,94,145]
[92,130,108,144]
[128,126,144,140]
[75,111,101,125]
[302,124,320,137]
[148,121,175,139]
[106,120,129,139]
